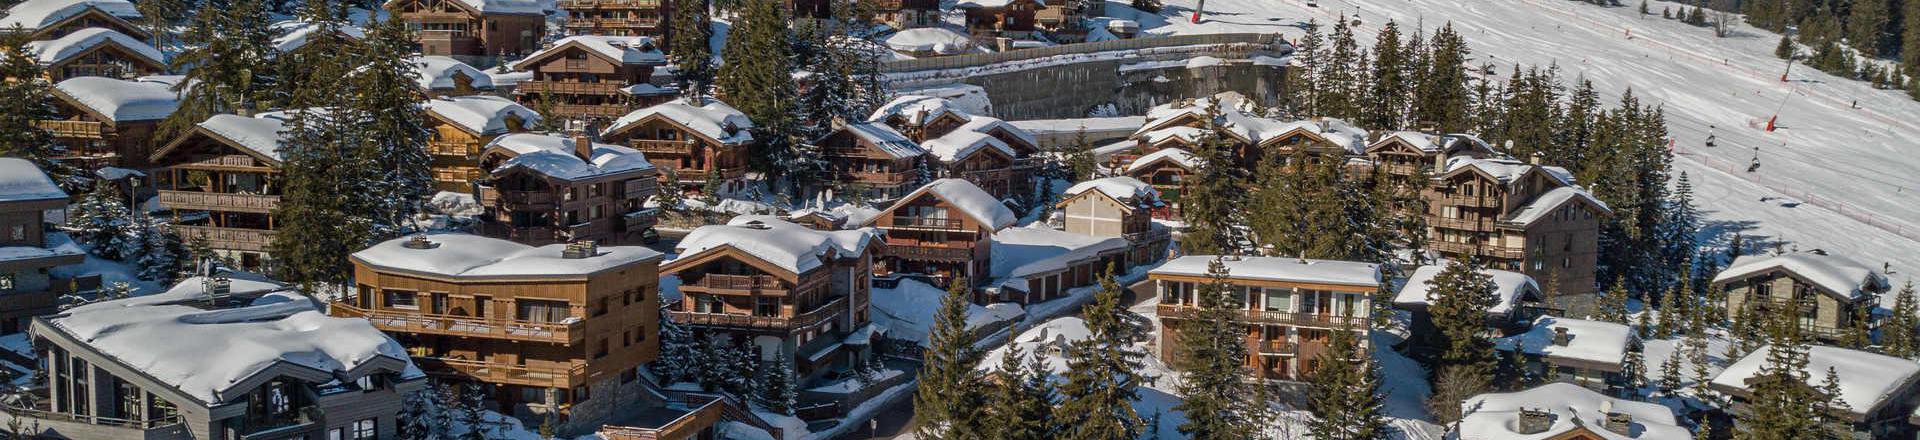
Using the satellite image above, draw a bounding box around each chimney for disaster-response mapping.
[1516,408,1553,435]
[1530,151,1544,166]
[573,134,594,160]
[831,115,848,131]
[1552,327,1571,346]
[402,235,438,249]
[1603,412,1634,436]
[203,273,231,305]
[562,240,599,259]
[1434,151,1450,172]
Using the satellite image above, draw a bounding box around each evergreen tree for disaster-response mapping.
[1846,0,1891,57]
[1906,0,1920,73]
[1177,100,1244,255]
[914,277,987,439]
[1597,277,1631,325]
[1065,128,1098,181]
[1304,324,1392,440]
[1737,305,1818,440]
[1361,21,1410,130]
[270,27,366,292]
[1426,257,1498,367]
[987,325,1057,440]
[1415,23,1473,133]
[1288,20,1325,116]
[715,0,798,175]
[454,383,493,440]
[757,358,798,415]
[652,313,699,382]
[1886,281,1919,358]
[134,219,186,284]
[1059,269,1148,440]
[162,0,277,139]
[135,0,188,49]
[66,184,135,259]
[1621,341,1647,392]
[1813,367,1854,440]
[1427,362,1489,424]
[1317,18,1364,120]
[1174,259,1260,439]
[1658,348,1684,394]
[0,32,58,164]
[670,0,715,96]
[350,15,434,235]
[1655,288,1677,338]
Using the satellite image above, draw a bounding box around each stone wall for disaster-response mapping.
[885,34,1292,121]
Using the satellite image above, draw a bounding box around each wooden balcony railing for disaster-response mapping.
[169,225,274,252]
[889,216,964,230]
[1425,215,1494,231]
[479,187,556,207]
[567,18,662,28]
[427,141,478,157]
[1428,241,1526,260]
[1156,304,1367,329]
[1379,163,1420,175]
[1,400,184,431]
[413,356,588,389]
[158,190,280,214]
[35,120,106,139]
[848,171,913,184]
[177,154,270,170]
[1250,340,1298,355]
[629,139,694,154]
[1434,195,1500,208]
[517,81,624,95]
[682,274,785,293]
[668,297,845,330]
[548,103,632,118]
[884,243,973,262]
[559,0,662,7]
[671,166,747,182]
[331,301,585,344]
[1123,227,1171,244]
[959,168,1009,182]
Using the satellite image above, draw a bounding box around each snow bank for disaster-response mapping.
[883,27,972,54]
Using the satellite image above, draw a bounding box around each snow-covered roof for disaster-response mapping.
[953,115,1037,150]
[411,56,493,91]
[1125,148,1200,174]
[0,0,139,31]
[883,27,973,54]
[449,0,545,14]
[353,233,663,279]
[1712,252,1890,300]
[1369,131,1438,153]
[921,129,1012,163]
[0,231,81,265]
[1393,265,1539,315]
[46,276,419,404]
[605,98,754,145]
[1506,186,1611,226]
[0,158,67,203]
[514,35,665,69]
[24,27,163,66]
[196,114,290,162]
[620,83,675,96]
[979,316,1091,375]
[1063,176,1159,205]
[1497,316,1632,369]
[422,95,538,136]
[1140,126,1207,146]
[671,216,880,275]
[886,179,1017,230]
[1443,156,1574,187]
[1712,344,1920,415]
[1458,382,1690,440]
[270,20,365,53]
[868,94,964,126]
[1150,255,1381,289]
[843,122,924,159]
[485,133,655,181]
[990,225,1128,287]
[52,76,179,122]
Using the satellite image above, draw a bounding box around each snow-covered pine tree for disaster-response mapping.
[1886,281,1919,358]
[913,277,987,439]
[1361,20,1410,131]
[1738,306,1818,440]
[652,312,698,382]
[67,184,135,260]
[1620,341,1647,393]
[135,219,186,283]
[1060,269,1147,440]
[987,325,1056,440]
[1427,257,1498,368]
[1598,279,1631,324]
[0,32,58,166]
[1174,259,1259,439]
[757,357,798,415]
[1287,20,1324,117]
[350,15,435,237]
[715,0,798,175]
[455,382,493,440]
[1178,100,1246,255]
[1304,323,1392,440]
[1813,367,1854,440]
[669,0,714,96]
[161,0,277,139]
[1318,18,1364,121]
[396,388,435,440]
[1655,287,1678,338]
[270,19,370,292]
[1658,348,1684,394]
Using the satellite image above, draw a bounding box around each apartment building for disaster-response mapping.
[1422,155,1610,297]
[422,95,541,192]
[43,76,179,169]
[8,275,425,440]
[340,234,663,433]
[863,179,1017,290]
[1150,255,1382,381]
[385,0,547,62]
[559,0,667,38]
[24,27,165,81]
[0,0,147,41]
[1362,131,1498,188]
[600,98,755,193]
[867,96,1043,199]
[511,35,670,123]
[474,133,660,245]
[1056,176,1172,265]
[1711,251,1889,343]
[817,120,927,202]
[0,159,86,334]
[664,216,882,383]
[149,113,292,270]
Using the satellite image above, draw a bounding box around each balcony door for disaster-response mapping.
[517,299,571,323]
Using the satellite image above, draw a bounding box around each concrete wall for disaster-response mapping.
[885,34,1292,121]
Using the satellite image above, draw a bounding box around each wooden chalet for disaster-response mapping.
[957,0,1043,40]
[558,0,668,38]
[148,114,290,270]
[1151,255,1381,381]
[600,98,754,192]
[862,0,941,29]
[863,179,1016,289]
[0,159,86,334]
[1056,177,1171,265]
[1423,156,1610,297]
[385,0,546,61]
[817,120,927,202]
[41,76,179,169]
[412,55,495,97]
[474,133,660,246]
[0,0,147,42]
[1120,148,1197,212]
[1363,131,1498,188]
[422,95,541,192]
[664,217,882,383]
[511,35,671,123]
[24,27,164,81]
[1712,252,1889,343]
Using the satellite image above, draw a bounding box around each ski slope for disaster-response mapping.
[1103,0,1920,291]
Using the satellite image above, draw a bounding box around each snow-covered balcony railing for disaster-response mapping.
[680,273,785,293]
[668,296,845,330]
[516,81,624,95]
[157,190,280,214]
[413,355,589,388]
[0,397,187,433]
[1123,227,1170,244]
[628,139,694,155]
[169,224,274,252]
[889,216,965,230]
[1433,194,1501,208]
[1156,304,1366,329]
[34,120,106,140]
[331,301,586,344]
[1428,241,1525,260]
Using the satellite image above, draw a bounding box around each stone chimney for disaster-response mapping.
[562,240,599,259]
[1434,151,1450,172]
[1516,408,1553,435]
[1530,151,1544,166]
[1552,327,1571,346]
[1603,412,1634,436]
[402,235,438,249]
[573,134,595,160]
[831,115,848,132]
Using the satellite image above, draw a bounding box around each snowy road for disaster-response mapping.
[1104,0,1920,290]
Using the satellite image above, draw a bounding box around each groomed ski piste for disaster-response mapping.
[1100,0,1920,300]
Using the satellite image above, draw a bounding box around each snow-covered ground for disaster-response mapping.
[1098,0,1920,295]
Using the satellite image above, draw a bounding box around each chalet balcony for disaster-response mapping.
[1433,195,1500,208]
[516,81,624,96]
[668,297,846,330]
[413,355,588,389]
[158,190,279,214]
[565,17,663,29]
[170,224,274,252]
[679,273,785,294]
[1156,304,1367,329]
[1123,227,1171,244]
[549,103,633,119]
[35,120,107,140]
[889,216,965,230]
[673,166,747,182]
[177,154,271,170]
[558,0,661,8]
[848,171,913,185]
[0,396,187,438]
[959,168,1009,182]
[630,139,695,154]
[1425,215,1495,231]
[884,243,973,262]
[1428,241,1526,260]
[1250,339,1298,355]
[331,301,586,344]
[1379,162,1420,176]
[427,141,478,157]
[479,187,556,207]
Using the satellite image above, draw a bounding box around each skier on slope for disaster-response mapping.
[1747,146,1761,173]
[1706,125,1716,147]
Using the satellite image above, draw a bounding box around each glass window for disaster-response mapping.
[9,225,21,240]
[352,419,376,440]
[755,297,779,316]
[0,274,12,291]
[383,290,417,309]
[517,299,570,322]
[1264,288,1291,312]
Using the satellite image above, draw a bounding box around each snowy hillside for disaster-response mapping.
[1106,0,1920,294]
